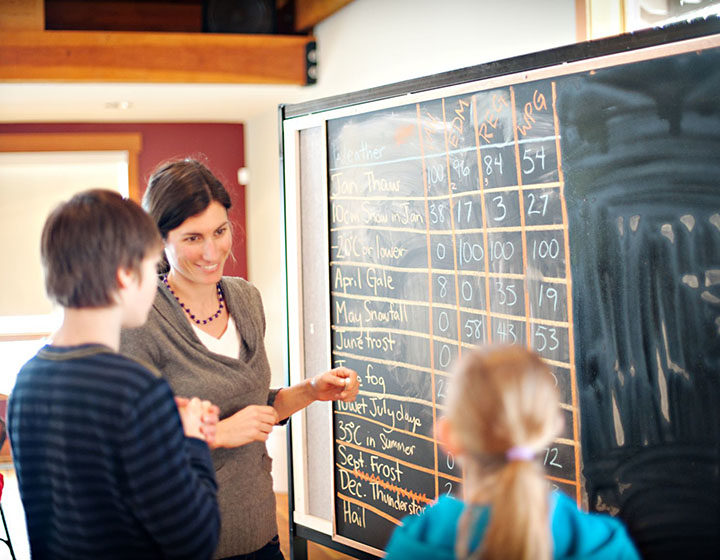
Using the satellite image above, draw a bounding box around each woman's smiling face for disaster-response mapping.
[164,201,232,286]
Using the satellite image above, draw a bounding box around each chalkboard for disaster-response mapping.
[328,78,580,555]
[282,20,720,560]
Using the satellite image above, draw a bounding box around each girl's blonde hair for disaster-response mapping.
[447,345,560,560]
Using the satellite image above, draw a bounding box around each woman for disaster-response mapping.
[121,158,359,559]
[384,345,639,560]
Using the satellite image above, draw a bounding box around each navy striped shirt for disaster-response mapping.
[7,344,220,559]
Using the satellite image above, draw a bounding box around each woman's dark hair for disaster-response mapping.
[143,158,232,274]
[41,189,162,308]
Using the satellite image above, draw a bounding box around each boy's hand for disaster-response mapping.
[199,401,220,446]
[175,397,217,442]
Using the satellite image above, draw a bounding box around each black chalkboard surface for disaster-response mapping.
[562,52,720,557]
[328,77,582,555]
[282,20,720,560]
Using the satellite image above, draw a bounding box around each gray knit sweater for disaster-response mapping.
[120,277,278,558]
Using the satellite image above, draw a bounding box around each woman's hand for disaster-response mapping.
[175,396,217,441]
[214,405,279,448]
[309,367,359,403]
[271,368,360,421]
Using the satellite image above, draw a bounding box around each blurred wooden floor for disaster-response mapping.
[275,492,354,560]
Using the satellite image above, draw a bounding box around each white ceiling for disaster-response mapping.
[0,81,310,123]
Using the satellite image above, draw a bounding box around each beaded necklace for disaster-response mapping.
[162,275,224,325]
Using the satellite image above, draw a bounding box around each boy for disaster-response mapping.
[7,189,220,559]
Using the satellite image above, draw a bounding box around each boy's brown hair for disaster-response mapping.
[41,189,162,308]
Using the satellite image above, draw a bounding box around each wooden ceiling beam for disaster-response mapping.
[0,30,315,84]
[44,1,203,33]
[294,0,355,32]
[0,0,44,30]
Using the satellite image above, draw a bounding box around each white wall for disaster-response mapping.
[0,151,129,317]
[250,0,578,491]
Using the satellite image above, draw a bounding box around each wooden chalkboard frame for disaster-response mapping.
[280,17,720,559]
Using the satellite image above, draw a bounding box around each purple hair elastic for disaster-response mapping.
[506,446,535,462]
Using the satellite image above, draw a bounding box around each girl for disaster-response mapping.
[385,345,639,560]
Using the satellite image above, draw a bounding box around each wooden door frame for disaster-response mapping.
[0,132,143,200]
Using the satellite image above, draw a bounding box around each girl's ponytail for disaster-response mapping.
[481,459,550,560]
[446,346,560,560]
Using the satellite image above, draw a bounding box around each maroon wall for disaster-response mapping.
[0,123,247,278]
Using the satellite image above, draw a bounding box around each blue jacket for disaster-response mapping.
[385,491,640,560]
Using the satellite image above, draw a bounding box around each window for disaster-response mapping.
[0,151,130,393]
